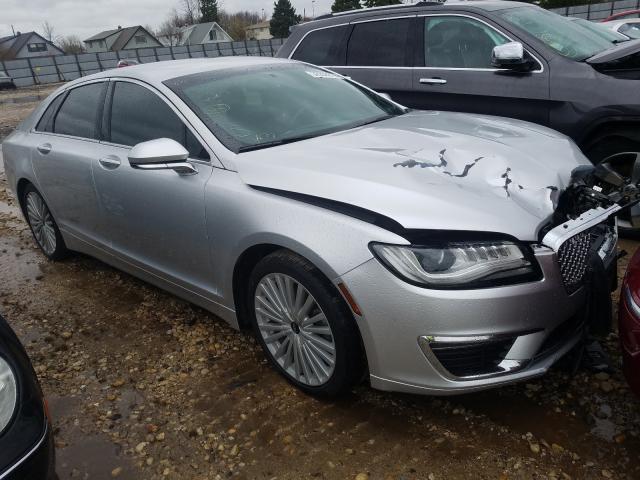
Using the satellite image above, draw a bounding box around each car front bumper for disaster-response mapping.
[340,244,590,395]
[0,423,55,480]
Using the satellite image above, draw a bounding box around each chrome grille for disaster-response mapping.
[557,228,594,293]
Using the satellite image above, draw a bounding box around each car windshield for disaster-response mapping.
[570,18,630,44]
[165,63,406,153]
[499,7,618,60]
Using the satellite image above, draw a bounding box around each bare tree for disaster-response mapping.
[58,35,84,54]
[41,21,57,42]
[157,8,189,45]
[181,0,201,25]
[218,10,261,40]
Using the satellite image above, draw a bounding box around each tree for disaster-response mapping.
[41,21,57,43]
[181,0,201,24]
[332,0,361,12]
[218,10,261,40]
[270,0,301,38]
[200,0,219,23]
[362,0,402,7]
[58,35,84,54]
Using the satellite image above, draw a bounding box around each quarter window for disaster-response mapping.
[109,82,209,160]
[424,16,509,68]
[36,94,65,133]
[346,18,413,67]
[54,83,105,139]
[292,25,350,66]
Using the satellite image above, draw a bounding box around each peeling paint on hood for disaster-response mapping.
[234,111,590,240]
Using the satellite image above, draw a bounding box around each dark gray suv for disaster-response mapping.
[278,1,640,174]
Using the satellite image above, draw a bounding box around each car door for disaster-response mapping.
[409,14,551,126]
[335,16,417,105]
[91,79,215,292]
[30,81,111,245]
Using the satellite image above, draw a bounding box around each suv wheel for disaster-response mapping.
[247,250,363,397]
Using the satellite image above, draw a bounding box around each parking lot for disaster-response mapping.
[1,85,639,480]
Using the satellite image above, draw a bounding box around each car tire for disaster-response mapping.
[247,250,363,397]
[586,137,640,236]
[22,184,69,261]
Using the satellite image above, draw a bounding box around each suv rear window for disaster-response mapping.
[346,18,413,67]
[292,25,349,66]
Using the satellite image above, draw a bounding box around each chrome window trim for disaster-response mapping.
[417,13,544,73]
[289,12,545,74]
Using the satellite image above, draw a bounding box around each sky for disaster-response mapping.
[0,0,335,41]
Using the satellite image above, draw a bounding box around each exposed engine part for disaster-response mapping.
[553,162,640,226]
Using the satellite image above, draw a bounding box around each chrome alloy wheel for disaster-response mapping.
[25,191,56,256]
[254,273,336,386]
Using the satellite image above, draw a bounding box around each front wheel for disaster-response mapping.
[247,250,364,397]
[586,137,640,234]
[22,184,69,260]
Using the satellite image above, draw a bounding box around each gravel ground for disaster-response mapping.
[0,86,639,480]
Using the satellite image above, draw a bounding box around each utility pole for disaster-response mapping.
[11,25,16,36]
[312,0,315,18]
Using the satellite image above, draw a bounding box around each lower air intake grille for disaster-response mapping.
[557,228,594,293]
[429,337,516,378]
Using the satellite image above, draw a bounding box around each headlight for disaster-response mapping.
[371,241,539,288]
[0,356,17,434]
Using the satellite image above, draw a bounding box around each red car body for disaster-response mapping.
[619,249,640,397]
[603,9,640,22]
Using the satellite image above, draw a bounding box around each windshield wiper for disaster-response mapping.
[238,133,320,153]
[237,113,400,153]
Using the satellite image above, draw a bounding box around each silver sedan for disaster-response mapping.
[1,57,619,396]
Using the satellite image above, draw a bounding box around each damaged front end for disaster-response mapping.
[541,161,640,333]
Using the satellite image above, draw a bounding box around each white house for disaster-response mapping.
[159,22,233,46]
[245,21,272,41]
[0,32,64,60]
[84,26,162,53]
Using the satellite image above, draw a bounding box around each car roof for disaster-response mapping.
[64,56,291,89]
[309,0,531,23]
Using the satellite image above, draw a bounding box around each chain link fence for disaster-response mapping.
[0,38,285,88]
[550,0,640,20]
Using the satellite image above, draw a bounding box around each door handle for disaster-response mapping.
[420,77,447,85]
[98,155,121,170]
[37,143,52,155]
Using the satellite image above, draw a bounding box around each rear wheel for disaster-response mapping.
[247,250,363,397]
[22,184,68,260]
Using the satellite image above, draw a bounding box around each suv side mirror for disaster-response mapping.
[492,42,533,72]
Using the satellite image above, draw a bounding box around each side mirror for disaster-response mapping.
[128,138,197,175]
[491,42,533,72]
[378,92,392,101]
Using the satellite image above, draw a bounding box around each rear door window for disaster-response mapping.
[54,83,105,139]
[346,18,413,67]
[108,81,209,160]
[291,25,350,66]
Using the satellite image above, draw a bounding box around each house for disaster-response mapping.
[158,22,233,46]
[0,31,64,60]
[179,22,233,45]
[245,21,273,40]
[84,26,162,53]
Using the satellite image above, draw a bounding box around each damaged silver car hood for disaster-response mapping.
[235,111,590,240]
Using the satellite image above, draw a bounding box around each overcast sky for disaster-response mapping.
[0,0,335,41]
